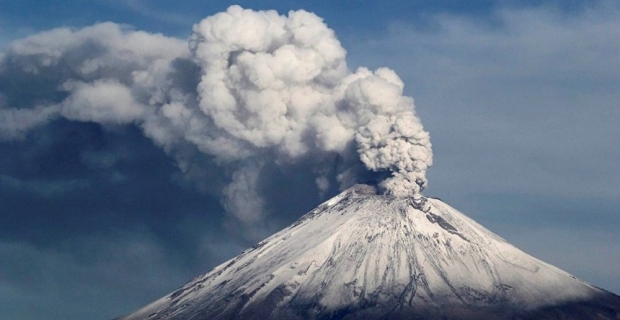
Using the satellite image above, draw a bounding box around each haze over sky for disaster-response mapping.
[1,1,619,319]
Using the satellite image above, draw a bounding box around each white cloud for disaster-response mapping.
[0,106,59,141]
[61,79,146,123]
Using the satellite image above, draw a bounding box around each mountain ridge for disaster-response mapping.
[117,184,620,320]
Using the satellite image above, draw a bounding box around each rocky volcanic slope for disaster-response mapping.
[118,185,620,320]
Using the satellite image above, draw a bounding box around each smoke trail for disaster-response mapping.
[0,6,432,226]
[187,6,432,194]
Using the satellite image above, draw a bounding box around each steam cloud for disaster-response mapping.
[0,6,432,225]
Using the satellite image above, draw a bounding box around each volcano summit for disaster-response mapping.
[117,185,620,320]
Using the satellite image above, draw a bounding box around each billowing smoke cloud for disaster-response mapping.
[0,6,432,227]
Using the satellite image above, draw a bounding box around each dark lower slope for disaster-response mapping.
[120,283,620,320]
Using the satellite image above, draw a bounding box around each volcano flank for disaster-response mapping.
[117,185,620,320]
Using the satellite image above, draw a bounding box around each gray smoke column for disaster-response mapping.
[0,6,432,226]
[187,6,432,196]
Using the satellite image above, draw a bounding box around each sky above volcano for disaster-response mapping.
[1,1,619,319]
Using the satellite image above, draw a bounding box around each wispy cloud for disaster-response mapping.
[346,0,620,199]
[109,0,198,27]
[0,175,90,198]
[0,233,191,320]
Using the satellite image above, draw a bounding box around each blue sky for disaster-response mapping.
[1,1,619,319]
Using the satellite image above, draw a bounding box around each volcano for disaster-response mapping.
[117,185,620,320]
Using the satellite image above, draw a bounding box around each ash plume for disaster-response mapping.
[0,6,432,228]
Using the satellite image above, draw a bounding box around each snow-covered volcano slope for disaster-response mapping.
[118,185,620,320]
